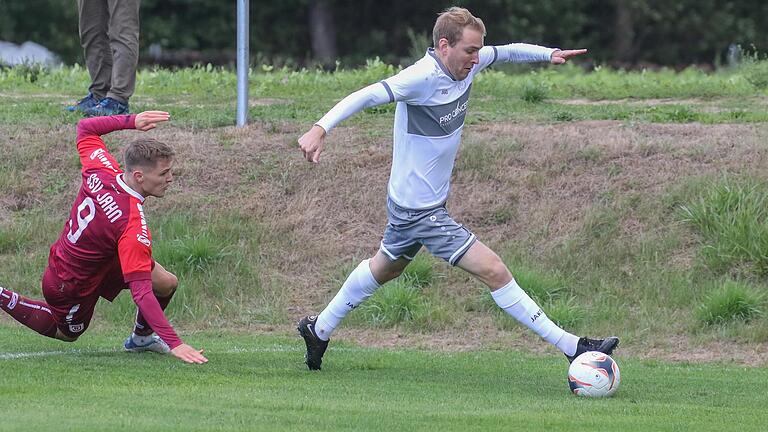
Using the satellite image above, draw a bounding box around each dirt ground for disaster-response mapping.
[4,118,768,365]
[152,118,768,365]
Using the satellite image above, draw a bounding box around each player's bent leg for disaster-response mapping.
[0,286,59,339]
[454,241,512,288]
[456,242,620,361]
[151,262,178,297]
[456,242,583,356]
[129,262,178,339]
[54,328,79,342]
[314,251,406,340]
[299,251,409,370]
[122,262,175,354]
[369,250,411,285]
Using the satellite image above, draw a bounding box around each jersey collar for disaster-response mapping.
[427,48,457,81]
[116,173,146,203]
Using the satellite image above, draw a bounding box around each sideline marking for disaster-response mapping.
[0,345,369,361]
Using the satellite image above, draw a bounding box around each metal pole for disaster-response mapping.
[236,0,249,127]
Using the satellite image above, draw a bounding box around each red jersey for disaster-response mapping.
[52,115,152,292]
[48,115,181,349]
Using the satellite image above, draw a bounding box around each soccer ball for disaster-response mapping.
[567,351,621,397]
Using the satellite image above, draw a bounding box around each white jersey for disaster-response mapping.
[316,44,556,210]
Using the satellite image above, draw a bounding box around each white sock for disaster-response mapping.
[131,332,155,346]
[315,259,380,341]
[491,278,580,356]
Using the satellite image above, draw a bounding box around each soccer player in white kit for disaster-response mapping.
[297,7,618,370]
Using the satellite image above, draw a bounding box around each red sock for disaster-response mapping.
[133,290,175,336]
[0,286,58,338]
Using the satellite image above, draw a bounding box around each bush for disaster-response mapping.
[520,81,548,103]
[696,280,763,325]
[679,176,768,276]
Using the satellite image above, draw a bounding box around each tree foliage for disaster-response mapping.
[1,0,766,67]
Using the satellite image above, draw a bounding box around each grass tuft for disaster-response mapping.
[679,176,768,276]
[520,81,548,103]
[696,280,764,325]
[357,279,428,327]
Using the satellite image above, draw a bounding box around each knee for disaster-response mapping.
[55,330,79,342]
[369,257,406,285]
[154,272,178,297]
[482,259,513,289]
[380,267,405,283]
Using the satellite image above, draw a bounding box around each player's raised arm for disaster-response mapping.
[134,111,171,131]
[75,111,171,170]
[76,114,137,143]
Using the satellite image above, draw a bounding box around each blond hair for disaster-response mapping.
[124,138,175,171]
[432,7,486,48]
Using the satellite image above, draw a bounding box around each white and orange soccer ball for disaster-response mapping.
[567,351,621,397]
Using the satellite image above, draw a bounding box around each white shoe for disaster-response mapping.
[123,333,171,354]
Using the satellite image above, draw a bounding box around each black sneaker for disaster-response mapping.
[297,315,328,370]
[566,336,620,363]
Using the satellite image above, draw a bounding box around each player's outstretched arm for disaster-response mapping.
[550,49,587,64]
[298,82,392,164]
[298,124,327,163]
[171,344,208,364]
[134,111,170,131]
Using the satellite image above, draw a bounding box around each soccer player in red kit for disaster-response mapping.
[0,111,207,364]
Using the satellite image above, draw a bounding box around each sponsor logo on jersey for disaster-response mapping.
[439,98,469,126]
[8,292,19,310]
[69,323,85,333]
[89,148,119,173]
[137,234,151,247]
[136,203,151,247]
[87,173,104,193]
[87,173,123,223]
[407,85,472,137]
[96,192,123,223]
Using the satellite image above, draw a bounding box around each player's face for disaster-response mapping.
[139,158,174,198]
[443,27,483,81]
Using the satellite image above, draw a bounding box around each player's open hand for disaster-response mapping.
[135,111,171,131]
[298,124,327,163]
[171,343,208,364]
[550,49,587,64]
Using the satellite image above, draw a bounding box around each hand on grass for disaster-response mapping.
[171,343,208,364]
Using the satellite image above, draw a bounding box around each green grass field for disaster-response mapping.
[3,62,768,430]
[1,324,766,432]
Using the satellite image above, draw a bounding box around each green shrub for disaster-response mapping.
[520,81,547,103]
[401,253,435,288]
[739,56,768,89]
[357,279,428,327]
[679,176,768,276]
[545,296,585,330]
[696,280,763,325]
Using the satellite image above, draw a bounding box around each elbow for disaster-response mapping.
[75,118,92,141]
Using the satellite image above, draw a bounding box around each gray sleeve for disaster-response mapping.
[315,82,392,133]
